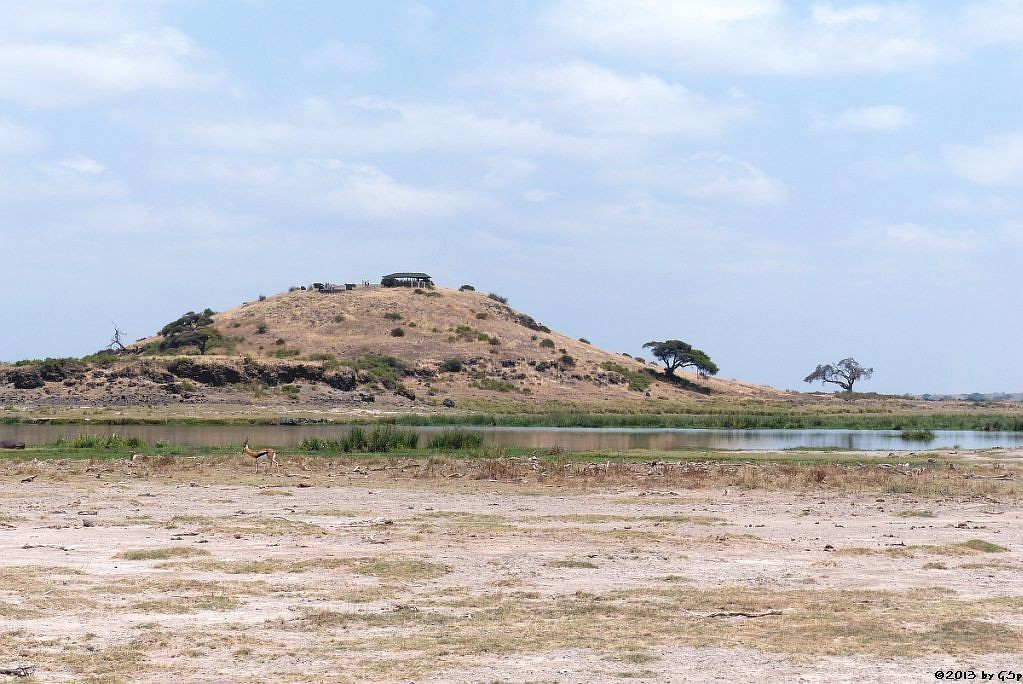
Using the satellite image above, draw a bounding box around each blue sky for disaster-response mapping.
[1,1,1022,394]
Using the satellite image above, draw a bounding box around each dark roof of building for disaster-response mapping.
[383,272,432,279]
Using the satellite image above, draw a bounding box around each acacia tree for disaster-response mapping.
[803,357,873,392]
[688,348,719,378]
[643,340,719,378]
[158,309,221,355]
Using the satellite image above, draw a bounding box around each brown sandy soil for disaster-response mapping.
[1,453,1021,682]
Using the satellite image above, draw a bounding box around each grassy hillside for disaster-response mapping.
[0,284,782,413]
[154,285,780,402]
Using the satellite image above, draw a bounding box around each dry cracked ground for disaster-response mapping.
[1,453,1022,682]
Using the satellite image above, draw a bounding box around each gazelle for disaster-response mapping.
[242,439,280,474]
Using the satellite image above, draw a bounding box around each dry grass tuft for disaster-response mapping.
[352,558,450,581]
[159,557,348,574]
[132,594,240,614]
[115,546,212,561]
[837,539,1008,558]
[165,514,326,537]
[548,559,599,569]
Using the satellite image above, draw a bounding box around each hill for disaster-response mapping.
[0,284,784,414]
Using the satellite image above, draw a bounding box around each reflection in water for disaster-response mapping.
[1,425,1022,451]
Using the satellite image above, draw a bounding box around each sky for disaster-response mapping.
[1,0,1022,395]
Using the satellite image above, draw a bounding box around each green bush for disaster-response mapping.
[475,312,488,320]
[368,425,419,451]
[333,314,346,323]
[560,354,575,367]
[540,338,555,349]
[440,358,463,372]
[55,434,146,450]
[599,361,651,392]
[78,351,118,367]
[391,327,405,337]
[384,312,402,321]
[579,338,590,344]
[427,429,484,449]
[297,426,418,452]
[340,354,411,388]
[256,323,268,334]
[459,285,475,291]
[471,376,517,392]
[488,293,508,304]
[342,427,367,451]
[258,295,267,301]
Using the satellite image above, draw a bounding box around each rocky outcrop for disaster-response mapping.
[165,358,357,391]
[1,367,45,389]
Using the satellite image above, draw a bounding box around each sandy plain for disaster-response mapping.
[1,451,1021,682]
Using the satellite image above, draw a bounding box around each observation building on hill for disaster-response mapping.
[381,272,433,288]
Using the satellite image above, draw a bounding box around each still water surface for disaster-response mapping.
[2,425,1023,451]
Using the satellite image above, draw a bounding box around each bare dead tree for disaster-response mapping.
[108,322,127,352]
[803,358,873,392]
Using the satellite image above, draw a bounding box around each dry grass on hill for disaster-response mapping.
[178,286,780,403]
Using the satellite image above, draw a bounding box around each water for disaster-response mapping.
[1,425,1022,451]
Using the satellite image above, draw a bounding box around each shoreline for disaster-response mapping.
[3,409,1023,431]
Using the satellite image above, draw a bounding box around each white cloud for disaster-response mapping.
[76,202,255,238]
[187,99,582,158]
[818,105,913,133]
[160,155,473,222]
[945,133,1023,187]
[0,3,216,109]
[315,160,470,220]
[0,36,213,108]
[58,155,105,174]
[0,158,124,201]
[681,153,788,205]
[303,41,379,72]
[493,62,748,138]
[883,222,982,252]
[810,3,884,26]
[0,2,148,41]
[959,0,1023,46]
[399,2,436,47]
[544,0,944,75]
[523,189,557,203]
[610,153,787,206]
[931,191,1016,216]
